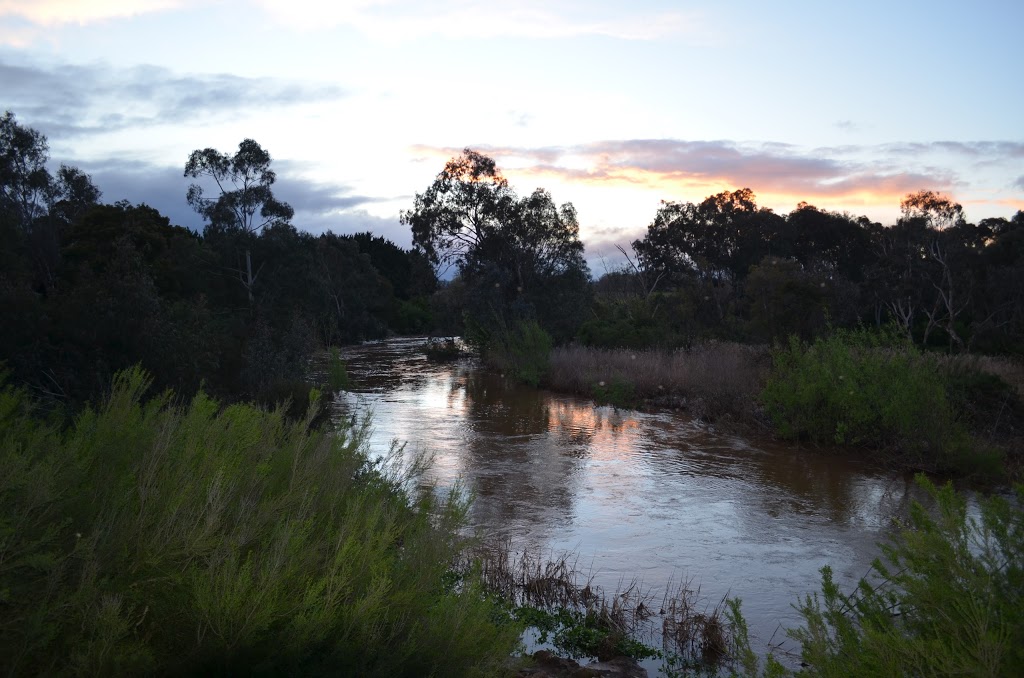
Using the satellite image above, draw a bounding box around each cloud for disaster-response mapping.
[1,58,345,138]
[876,141,1024,158]
[78,157,409,245]
[254,0,706,42]
[1012,176,1024,191]
[0,0,185,26]
[411,139,970,208]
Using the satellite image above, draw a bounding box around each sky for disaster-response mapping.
[2,0,1022,271]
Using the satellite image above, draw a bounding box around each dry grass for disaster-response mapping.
[972,355,1024,398]
[660,578,731,665]
[548,342,771,424]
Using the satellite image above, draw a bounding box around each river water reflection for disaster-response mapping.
[332,338,921,655]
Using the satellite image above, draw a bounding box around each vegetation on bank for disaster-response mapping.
[469,475,1024,678]
[779,476,1024,677]
[762,328,1021,478]
[0,369,521,676]
[548,342,768,421]
[543,331,1023,478]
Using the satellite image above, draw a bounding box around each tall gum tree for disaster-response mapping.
[185,139,293,303]
[402,148,590,342]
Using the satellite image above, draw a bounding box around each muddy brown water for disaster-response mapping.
[330,337,924,663]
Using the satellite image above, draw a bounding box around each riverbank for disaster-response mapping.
[546,342,771,431]
[543,341,1024,481]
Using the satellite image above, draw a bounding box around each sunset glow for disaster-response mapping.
[1,0,1019,265]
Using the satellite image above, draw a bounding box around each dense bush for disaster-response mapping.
[481,319,553,388]
[0,368,520,676]
[787,476,1023,676]
[760,329,976,469]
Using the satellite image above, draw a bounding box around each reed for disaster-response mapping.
[466,540,748,671]
[548,342,770,423]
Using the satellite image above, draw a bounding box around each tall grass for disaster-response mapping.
[548,342,769,421]
[0,368,521,676]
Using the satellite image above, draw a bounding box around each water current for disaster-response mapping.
[331,337,925,663]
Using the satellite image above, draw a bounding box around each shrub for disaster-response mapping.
[326,345,351,390]
[0,368,520,676]
[487,319,553,388]
[761,328,970,468]
[591,378,639,409]
[788,476,1023,676]
[424,337,464,362]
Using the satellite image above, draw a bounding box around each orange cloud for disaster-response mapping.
[409,139,1022,221]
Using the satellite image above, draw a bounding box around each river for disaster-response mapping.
[331,337,922,665]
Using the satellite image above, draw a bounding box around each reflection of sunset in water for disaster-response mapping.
[332,338,925,661]
[548,401,641,461]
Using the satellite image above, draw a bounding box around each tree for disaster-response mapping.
[402,148,515,272]
[185,139,294,303]
[0,112,101,292]
[900,189,965,231]
[0,110,51,231]
[402,149,590,343]
[632,188,786,287]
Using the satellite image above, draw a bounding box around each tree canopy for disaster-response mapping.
[403,148,590,342]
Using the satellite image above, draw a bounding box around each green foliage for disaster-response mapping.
[0,369,520,676]
[488,319,553,388]
[394,297,434,335]
[326,346,351,390]
[513,607,658,663]
[424,337,463,362]
[591,378,639,409]
[761,328,975,469]
[788,476,1023,677]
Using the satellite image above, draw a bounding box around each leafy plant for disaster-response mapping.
[487,319,553,387]
[788,476,1023,676]
[326,345,351,390]
[591,378,639,409]
[761,328,976,471]
[0,368,521,676]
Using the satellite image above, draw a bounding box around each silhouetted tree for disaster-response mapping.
[403,149,590,342]
[185,139,294,302]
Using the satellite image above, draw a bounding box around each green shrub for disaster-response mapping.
[326,346,351,391]
[424,337,463,362]
[761,328,970,468]
[788,476,1023,677]
[487,319,553,388]
[394,297,434,335]
[0,368,520,676]
[591,378,639,409]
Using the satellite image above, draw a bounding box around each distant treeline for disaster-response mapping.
[590,188,1024,353]
[1,112,437,407]
[3,110,1023,408]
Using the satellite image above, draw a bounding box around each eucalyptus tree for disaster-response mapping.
[185,139,294,303]
[402,148,590,342]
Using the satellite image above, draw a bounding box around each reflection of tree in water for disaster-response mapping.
[454,367,582,544]
[458,367,551,436]
[743,443,923,529]
[640,423,920,531]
